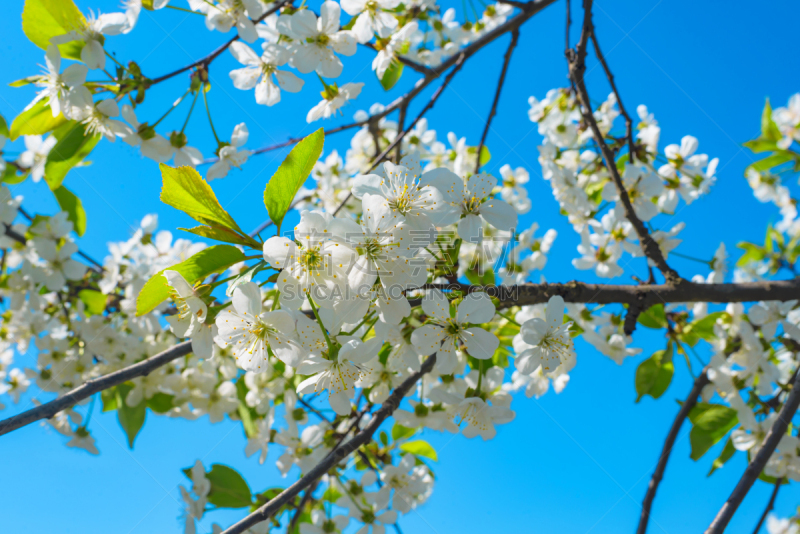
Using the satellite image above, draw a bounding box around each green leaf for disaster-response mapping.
[743,139,779,154]
[736,242,766,267]
[688,403,738,460]
[684,312,726,342]
[205,464,253,508]
[22,0,86,60]
[635,345,674,402]
[707,437,736,476]
[8,76,41,88]
[180,225,259,248]
[235,376,258,438]
[135,245,246,316]
[479,145,491,166]
[399,439,438,461]
[391,423,416,441]
[45,121,101,190]
[749,152,795,173]
[263,129,324,233]
[101,386,118,412]
[380,61,404,90]
[0,115,8,138]
[9,98,68,140]
[147,393,174,414]
[160,164,244,234]
[637,304,667,329]
[116,383,146,448]
[761,98,783,142]
[52,184,87,236]
[78,289,106,315]
[2,165,27,185]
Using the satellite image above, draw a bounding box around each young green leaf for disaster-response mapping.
[263,129,324,233]
[53,184,87,236]
[160,164,245,233]
[760,98,783,142]
[380,60,404,90]
[399,439,438,461]
[688,403,738,460]
[637,303,667,329]
[135,244,246,316]
[205,464,253,508]
[9,98,68,140]
[115,383,147,448]
[634,345,674,402]
[707,437,736,476]
[22,0,86,60]
[0,115,8,138]
[45,121,101,190]
[78,289,106,315]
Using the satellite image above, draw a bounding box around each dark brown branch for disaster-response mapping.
[636,368,710,534]
[706,371,800,534]
[220,354,437,534]
[286,481,318,533]
[475,29,520,175]
[395,102,408,164]
[566,0,681,285]
[751,478,783,534]
[589,30,636,163]
[0,341,192,437]
[150,0,293,85]
[418,279,800,309]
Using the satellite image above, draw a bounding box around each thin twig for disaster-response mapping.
[636,368,710,534]
[751,478,783,534]
[286,481,318,533]
[706,371,800,533]
[589,30,636,163]
[0,341,193,436]
[475,29,520,175]
[149,0,293,85]
[220,354,437,534]
[566,0,681,286]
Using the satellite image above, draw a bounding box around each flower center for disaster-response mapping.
[299,247,324,270]
[389,184,414,214]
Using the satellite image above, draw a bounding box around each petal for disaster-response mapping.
[481,199,518,232]
[229,41,261,66]
[462,327,499,359]
[457,214,482,243]
[233,281,262,316]
[456,292,495,324]
[421,289,451,322]
[411,325,446,356]
[263,236,297,268]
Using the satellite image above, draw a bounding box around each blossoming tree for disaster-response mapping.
[2,0,800,532]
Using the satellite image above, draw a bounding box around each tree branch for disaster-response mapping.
[751,478,782,534]
[212,0,559,165]
[220,354,437,534]
[475,29,520,175]
[566,0,681,285]
[636,368,710,534]
[705,371,800,534]
[0,341,192,437]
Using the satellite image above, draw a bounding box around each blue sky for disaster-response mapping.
[1,0,799,532]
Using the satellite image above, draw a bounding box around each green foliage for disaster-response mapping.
[22,0,86,60]
[205,464,253,508]
[707,437,736,476]
[380,61,404,90]
[52,184,87,236]
[635,343,674,402]
[0,115,8,138]
[391,422,416,441]
[236,376,259,438]
[159,164,257,247]
[135,245,246,316]
[78,289,106,315]
[688,402,738,460]
[116,383,147,448]
[9,98,68,140]
[637,304,667,329]
[263,129,324,233]
[147,393,174,414]
[399,439,438,461]
[45,121,101,190]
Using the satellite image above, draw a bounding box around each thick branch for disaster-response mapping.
[475,29,520,175]
[0,341,192,437]
[419,279,800,309]
[150,0,293,85]
[706,371,800,534]
[567,0,681,285]
[220,354,437,534]
[636,369,710,534]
